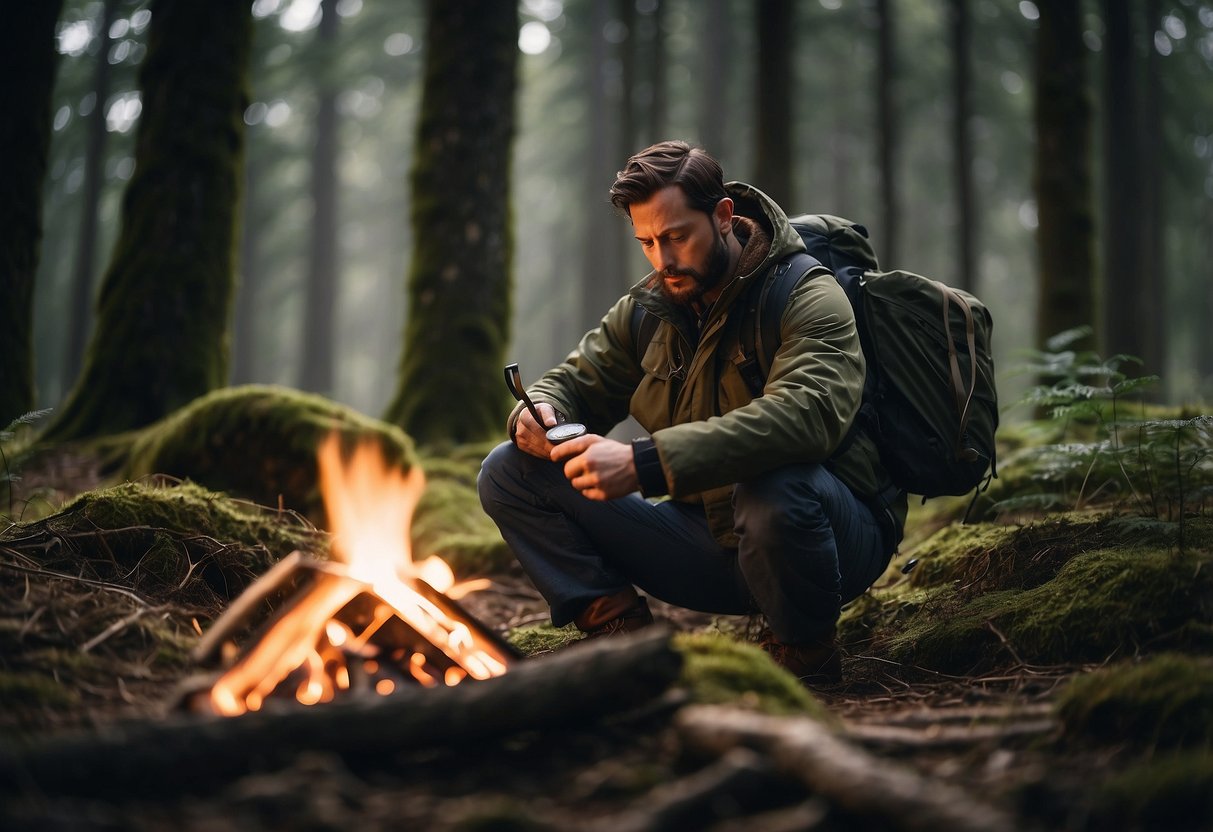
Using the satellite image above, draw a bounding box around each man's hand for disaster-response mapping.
[513,402,561,459]
[551,435,639,500]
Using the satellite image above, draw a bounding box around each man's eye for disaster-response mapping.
[668,236,684,244]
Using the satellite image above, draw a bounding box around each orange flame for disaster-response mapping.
[206,434,508,716]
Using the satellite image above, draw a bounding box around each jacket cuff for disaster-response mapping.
[631,438,669,497]
[506,400,528,441]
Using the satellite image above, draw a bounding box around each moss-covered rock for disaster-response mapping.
[841,516,1213,676]
[1057,654,1213,750]
[884,545,1213,674]
[124,385,417,525]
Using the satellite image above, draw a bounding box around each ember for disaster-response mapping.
[192,434,514,716]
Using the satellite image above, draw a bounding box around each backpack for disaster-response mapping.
[632,214,999,499]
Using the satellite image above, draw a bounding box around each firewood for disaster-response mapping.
[0,627,681,796]
[676,705,1015,832]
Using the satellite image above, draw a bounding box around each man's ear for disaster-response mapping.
[713,197,734,235]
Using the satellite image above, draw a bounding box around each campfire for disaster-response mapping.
[189,434,515,716]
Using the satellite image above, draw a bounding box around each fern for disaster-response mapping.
[994,333,1211,549]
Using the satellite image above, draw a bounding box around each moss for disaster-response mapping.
[506,623,580,656]
[125,385,416,524]
[3,479,320,603]
[1057,654,1213,750]
[672,632,831,718]
[884,545,1213,674]
[0,671,78,709]
[412,476,510,576]
[1094,751,1213,830]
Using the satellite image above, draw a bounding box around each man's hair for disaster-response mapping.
[609,140,727,217]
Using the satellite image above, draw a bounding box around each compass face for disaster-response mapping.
[546,423,587,444]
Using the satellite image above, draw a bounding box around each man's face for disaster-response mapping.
[629,186,734,306]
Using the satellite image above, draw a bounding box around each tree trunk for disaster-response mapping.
[1138,0,1166,387]
[1033,0,1096,350]
[42,0,253,442]
[876,0,899,264]
[754,0,793,208]
[63,0,120,392]
[578,0,625,329]
[646,0,667,144]
[383,0,518,445]
[1100,0,1145,366]
[696,0,729,156]
[0,0,64,424]
[950,0,976,292]
[299,0,341,396]
[231,151,258,385]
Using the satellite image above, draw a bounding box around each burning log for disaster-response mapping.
[0,627,682,796]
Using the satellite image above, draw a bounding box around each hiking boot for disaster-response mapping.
[574,589,655,638]
[759,627,842,686]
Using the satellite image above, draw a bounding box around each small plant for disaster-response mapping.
[996,328,1212,545]
[1,409,53,520]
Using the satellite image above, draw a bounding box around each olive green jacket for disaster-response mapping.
[525,182,905,546]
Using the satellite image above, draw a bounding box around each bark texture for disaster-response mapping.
[1033,0,1096,349]
[384,0,518,445]
[44,0,252,441]
[0,0,64,424]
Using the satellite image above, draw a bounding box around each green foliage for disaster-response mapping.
[1057,654,1213,751]
[0,409,53,517]
[991,330,1213,534]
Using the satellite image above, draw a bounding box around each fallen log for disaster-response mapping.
[1,627,681,797]
[842,718,1056,750]
[676,705,1015,832]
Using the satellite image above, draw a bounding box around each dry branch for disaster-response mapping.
[676,705,1015,832]
[1,627,681,796]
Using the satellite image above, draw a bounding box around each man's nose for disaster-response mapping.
[654,244,676,273]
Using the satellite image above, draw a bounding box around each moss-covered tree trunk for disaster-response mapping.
[42,0,252,442]
[1033,0,1096,350]
[384,0,518,445]
[0,0,64,425]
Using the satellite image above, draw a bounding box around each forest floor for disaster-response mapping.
[2,440,1211,831]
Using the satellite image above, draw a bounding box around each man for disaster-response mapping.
[478,141,905,684]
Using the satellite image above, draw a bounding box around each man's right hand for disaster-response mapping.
[513,402,560,459]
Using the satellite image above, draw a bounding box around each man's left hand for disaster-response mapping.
[550,435,639,500]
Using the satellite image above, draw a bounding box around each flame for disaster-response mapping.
[206,433,509,716]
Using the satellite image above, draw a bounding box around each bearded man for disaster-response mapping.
[478,141,905,685]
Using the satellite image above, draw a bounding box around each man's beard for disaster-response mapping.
[660,230,731,306]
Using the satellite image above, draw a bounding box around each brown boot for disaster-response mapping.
[759,627,842,686]
[574,589,655,638]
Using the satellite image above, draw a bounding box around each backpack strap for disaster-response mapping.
[737,252,826,395]
[937,282,979,463]
[630,301,660,359]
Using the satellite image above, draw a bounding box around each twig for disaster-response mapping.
[80,607,159,654]
[983,620,1026,667]
[0,560,153,608]
[677,705,1015,832]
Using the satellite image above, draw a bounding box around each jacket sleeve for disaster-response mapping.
[654,276,866,497]
[523,296,645,435]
